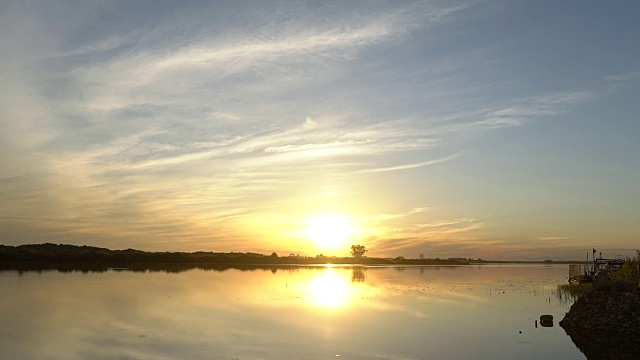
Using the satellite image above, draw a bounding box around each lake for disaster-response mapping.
[0,264,607,359]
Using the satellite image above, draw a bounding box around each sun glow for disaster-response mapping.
[308,270,351,308]
[304,215,354,249]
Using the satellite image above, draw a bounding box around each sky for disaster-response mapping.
[1,0,639,260]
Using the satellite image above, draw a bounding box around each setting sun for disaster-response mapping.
[304,215,354,249]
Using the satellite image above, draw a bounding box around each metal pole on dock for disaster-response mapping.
[586,251,589,275]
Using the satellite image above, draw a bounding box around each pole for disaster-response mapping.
[586,251,589,275]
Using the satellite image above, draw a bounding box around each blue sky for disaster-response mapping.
[1,0,639,259]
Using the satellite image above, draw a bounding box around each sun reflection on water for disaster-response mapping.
[307,269,351,309]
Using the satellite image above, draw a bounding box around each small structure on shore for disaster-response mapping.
[568,249,625,284]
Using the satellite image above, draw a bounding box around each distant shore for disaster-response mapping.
[0,243,586,268]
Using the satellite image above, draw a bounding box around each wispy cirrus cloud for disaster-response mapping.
[537,236,574,241]
[358,213,490,256]
[603,71,640,82]
[359,153,462,173]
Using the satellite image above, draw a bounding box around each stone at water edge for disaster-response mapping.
[610,280,635,292]
[560,290,640,335]
[592,276,612,291]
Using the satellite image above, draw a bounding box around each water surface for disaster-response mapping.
[0,264,591,359]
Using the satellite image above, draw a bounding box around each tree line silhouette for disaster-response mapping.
[0,243,472,266]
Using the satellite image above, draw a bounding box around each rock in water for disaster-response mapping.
[539,314,553,327]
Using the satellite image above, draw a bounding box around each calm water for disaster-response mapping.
[0,265,593,359]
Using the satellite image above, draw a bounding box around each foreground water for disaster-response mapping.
[0,264,599,359]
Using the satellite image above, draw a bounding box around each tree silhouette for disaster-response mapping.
[350,244,367,258]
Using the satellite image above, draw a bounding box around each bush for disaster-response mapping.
[609,250,640,285]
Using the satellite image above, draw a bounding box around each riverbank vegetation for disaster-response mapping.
[609,250,640,285]
[556,283,592,304]
[0,243,473,266]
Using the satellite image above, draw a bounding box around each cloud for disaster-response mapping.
[55,1,470,117]
[537,236,574,241]
[360,153,462,173]
[356,213,491,257]
[263,140,370,153]
[434,90,594,135]
[603,71,640,82]
[359,207,431,223]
